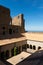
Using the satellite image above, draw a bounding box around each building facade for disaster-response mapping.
[12,14,25,33]
[0,5,12,39]
[0,5,26,60]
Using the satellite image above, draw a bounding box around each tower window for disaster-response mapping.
[16,28,18,33]
[9,28,12,34]
[3,31,5,35]
[2,27,5,29]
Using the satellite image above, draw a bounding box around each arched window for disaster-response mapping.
[38,46,41,50]
[30,45,32,49]
[27,44,29,48]
[18,16,20,18]
[33,45,36,50]
[9,28,12,34]
[16,28,18,33]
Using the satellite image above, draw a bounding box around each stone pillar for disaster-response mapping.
[26,44,27,51]
[9,50,11,58]
[36,46,38,50]
[20,46,22,52]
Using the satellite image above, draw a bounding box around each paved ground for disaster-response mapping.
[16,50,43,65]
[7,51,31,65]
[27,48,36,53]
[0,60,5,65]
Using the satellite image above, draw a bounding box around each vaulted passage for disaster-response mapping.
[1,52,5,60]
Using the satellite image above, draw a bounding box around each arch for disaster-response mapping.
[30,45,32,49]
[18,46,21,54]
[6,50,9,59]
[16,28,18,33]
[1,52,5,60]
[38,46,41,50]
[11,48,14,57]
[24,44,27,50]
[33,45,36,50]
[27,44,29,48]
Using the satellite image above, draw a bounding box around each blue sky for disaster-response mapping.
[0,0,43,31]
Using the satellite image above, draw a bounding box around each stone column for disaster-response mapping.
[20,46,22,52]
[9,50,11,58]
[36,46,38,50]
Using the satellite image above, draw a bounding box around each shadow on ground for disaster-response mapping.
[16,50,43,65]
[0,59,12,65]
